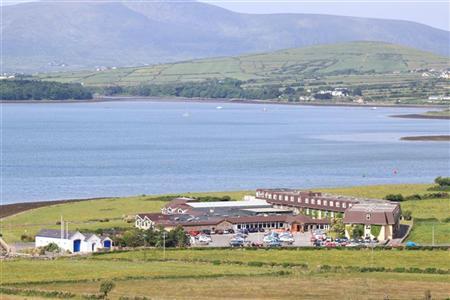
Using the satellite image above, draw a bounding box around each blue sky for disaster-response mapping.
[3,0,449,31]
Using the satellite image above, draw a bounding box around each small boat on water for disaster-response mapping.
[371,107,377,110]
[216,106,223,110]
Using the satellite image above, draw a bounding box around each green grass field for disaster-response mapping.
[96,248,450,270]
[2,250,450,299]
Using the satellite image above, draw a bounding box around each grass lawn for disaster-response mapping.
[96,248,450,270]
[1,257,270,285]
[19,273,450,300]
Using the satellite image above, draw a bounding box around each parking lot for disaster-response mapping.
[191,232,312,247]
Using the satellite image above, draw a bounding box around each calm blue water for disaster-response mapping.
[2,100,449,204]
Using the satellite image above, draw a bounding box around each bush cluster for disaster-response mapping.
[0,79,92,100]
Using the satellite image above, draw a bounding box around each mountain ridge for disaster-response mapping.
[3,0,449,72]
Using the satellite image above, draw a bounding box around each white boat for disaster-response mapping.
[371,107,377,110]
[216,106,223,110]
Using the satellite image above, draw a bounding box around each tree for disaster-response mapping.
[434,176,450,188]
[352,225,364,238]
[99,280,115,299]
[330,218,345,238]
[384,194,404,202]
[352,87,363,96]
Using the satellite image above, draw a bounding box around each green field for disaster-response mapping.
[36,41,450,104]
[96,248,450,270]
[2,250,450,299]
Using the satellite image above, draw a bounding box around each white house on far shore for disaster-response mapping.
[35,229,112,253]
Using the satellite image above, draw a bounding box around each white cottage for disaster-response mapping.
[35,229,112,253]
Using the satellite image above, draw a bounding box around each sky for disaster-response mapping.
[3,0,449,31]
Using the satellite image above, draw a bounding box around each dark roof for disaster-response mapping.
[36,229,77,239]
[139,213,329,227]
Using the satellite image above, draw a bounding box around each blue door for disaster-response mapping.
[103,240,111,248]
[73,239,81,252]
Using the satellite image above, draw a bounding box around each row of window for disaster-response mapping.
[236,222,285,229]
[262,192,351,209]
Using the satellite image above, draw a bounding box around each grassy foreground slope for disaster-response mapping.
[2,250,450,300]
[39,42,448,86]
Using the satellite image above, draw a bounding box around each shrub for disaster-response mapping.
[20,234,34,242]
[42,242,61,253]
[352,225,364,238]
[99,280,115,299]
[370,225,382,238]
[434,176,450,188]
[248,261,264,267]
[384,194,404,202]
[402,210,412,220]
[211,260,221,265]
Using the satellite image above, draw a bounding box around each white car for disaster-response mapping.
[263,235,280,243]
[279,235,295,244]
[198,235,212,244]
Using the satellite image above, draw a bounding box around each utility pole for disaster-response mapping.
[163,231,167,261]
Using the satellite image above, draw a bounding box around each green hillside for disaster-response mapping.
[39,42,447,85]
[38,42,449,104]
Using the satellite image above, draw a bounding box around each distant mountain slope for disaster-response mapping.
[39,42,449,86]
[3,0,449,72]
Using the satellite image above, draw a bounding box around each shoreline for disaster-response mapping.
[1,96,446,109]
[0,197,113,219]
[391,114,450,120]
[400,135,450,142]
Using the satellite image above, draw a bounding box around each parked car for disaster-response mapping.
[406,241,417,247]
[263,235,276,243]
[266,240,282,247]
[279,235,294,244]
[201,229,211,235]
[325,241,337,248]
[313,240,323,247]
[248,228,259,233]
[258,228,265,232]
[237,229,249,235]
[230,239,244,247]
[189,231,200,237]
[198,235,212,244]
[214,229,224,235]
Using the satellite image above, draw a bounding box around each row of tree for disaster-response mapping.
[115,225,190,248]
[0,79,93,100]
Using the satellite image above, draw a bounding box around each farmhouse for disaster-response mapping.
[35,229,112,253]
